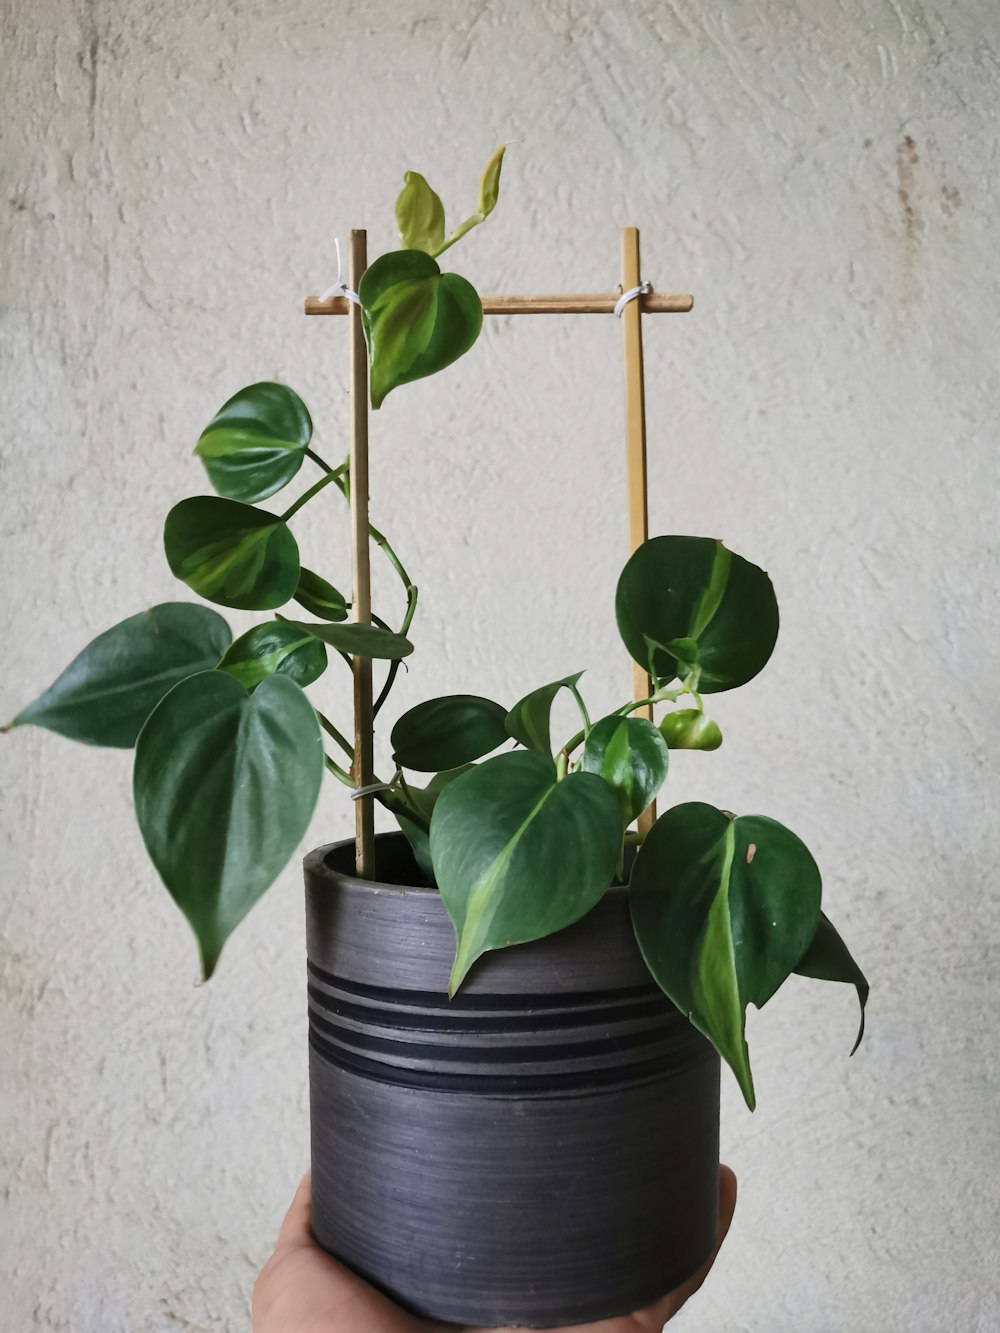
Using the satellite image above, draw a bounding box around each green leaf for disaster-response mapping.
[394,811,435,881]
[630,802,822,1109]
[194,382,312,504]
[395,171,446,254]
[477,143,506,218]
[794,911,869,1055]
[218,622,327,691]
[430,751,622,994]
[8,603,232,748]
[164,497,300,611]
[580,714,669,825]
[659,708,723,751]
[505,672,584,754]
[293,568,348,622]
[285,619,413,661]
[134,671,323,979]
[389,766,474,881]
[391,695,508,772]
[616,536,779,693]
[359,250,483,409]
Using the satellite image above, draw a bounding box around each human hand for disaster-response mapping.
[253,1166,736,1333]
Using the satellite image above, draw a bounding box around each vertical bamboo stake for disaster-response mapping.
[348,229,375,877]
[620,226,656,837]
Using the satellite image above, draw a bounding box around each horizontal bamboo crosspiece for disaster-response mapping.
[305,290,693,316]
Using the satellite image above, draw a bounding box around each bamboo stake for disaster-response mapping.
[305,291,693,317]
[348,230,375,877]
[620,227,656,837]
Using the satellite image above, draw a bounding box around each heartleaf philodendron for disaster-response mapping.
[392,695,509,772]
[505,673,584,754]
[164,497,300,611]
[194,382,312,504]
[659,709,723,751]
[581,714,669,825]
[218,622,327,691]
[293,568,348,621]
[395,172,446,254]
[794,911,870,1053]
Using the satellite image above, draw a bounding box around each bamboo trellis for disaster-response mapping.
[305,227,693,874]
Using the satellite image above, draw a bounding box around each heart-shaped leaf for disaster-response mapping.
[395,171,446,254]
[194,382,312,503]
[164,497,300,611]
[630,802,821,1109]
[580,714,669,825]
[134,671,323,979]
[8,603,231,748]
[794,911,869,1055]
[430,751,622,994]
[293,568,348,622]
[218,622,327,691]
[505,672,584,754]
[616,536,779,693]
[285,619,413,661]
[659,708,723,751]
[359,250,483,409]
[391,695,508,772]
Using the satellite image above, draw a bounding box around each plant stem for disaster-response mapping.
[316,709,354,760]
[568,682,592,738]
[280,468,344,521]
[431,213,482,260]
[324,754,355,788]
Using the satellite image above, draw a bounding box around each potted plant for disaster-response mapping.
[6,147,869,1329]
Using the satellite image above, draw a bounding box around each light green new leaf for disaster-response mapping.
[630,802,822,1109]
[505,672,584,754]
[134,671,323,979]
[659,708,723,751]
[477,143,506,218]
[359,250,483,409]
[794,911,869,1055]
[616,536,779,693]
[430,751,622,994]
[391,695,508,772]
[218,622,327,691]
[581,714,669,825]
[8,603,231,748]
[293,568,348,622]
[164,497,300,611]
[395,171,446,254]
[285,619,413,661]
[194,382,312,504]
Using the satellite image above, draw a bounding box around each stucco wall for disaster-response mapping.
[3,1,998,1329]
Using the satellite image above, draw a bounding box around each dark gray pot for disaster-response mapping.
[304,832,720,1329]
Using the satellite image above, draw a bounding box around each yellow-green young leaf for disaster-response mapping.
[395,171,446,254]
[659,709,723,751]
[477,143,506,218]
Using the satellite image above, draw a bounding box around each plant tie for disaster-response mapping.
[318,237,362,305]
[614,279,652,317]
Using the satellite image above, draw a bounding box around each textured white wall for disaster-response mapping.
[3,1,998,1329]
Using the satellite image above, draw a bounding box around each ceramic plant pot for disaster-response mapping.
[304,832,720,1329]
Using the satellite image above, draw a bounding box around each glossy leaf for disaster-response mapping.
[390,766,474,881]
[505,672,584,754]
[8,603,231,749]
[134,671,323,979]
[630,802,821,1109]
[194,382,312,503]
[659,708,723,751]
[164,497,300,611]
[580,714,669,825]
[285,619,413,661]
[430,751,622,994]
[395,171,446,254]
[293,568,348,622]
[477,143,506,218]
[359,250,483,409]
[391,695,508,772]
[795,911,869,1055]
[616,536,779,693]
[218,622,327,691]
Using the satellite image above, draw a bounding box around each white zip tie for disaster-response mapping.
[614,279,652,317]
[318,237,361,306]
[351,768,402,801]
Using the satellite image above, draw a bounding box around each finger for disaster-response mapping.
[274,1170,314,1252]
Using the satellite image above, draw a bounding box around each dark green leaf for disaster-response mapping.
[164,497,300,611]
[8,603,231,748]
[293,568,348,622]
[630,802,822,1109]
[616,536,779,693]
[218,622,327,690]
[134,671,323,979]
[391,695,508,772]
[194,382,312,503]
[395,171,446,254]
[394,811,435,881]
[389,767,474,882]
[359,250,483,409]
[430,751,622,994]
[659,708,723,751]
[580,714,669,825]
[400,765,475,826]
[795,911,869,1055]
[285,619,413,661]
[505,672,584,754]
